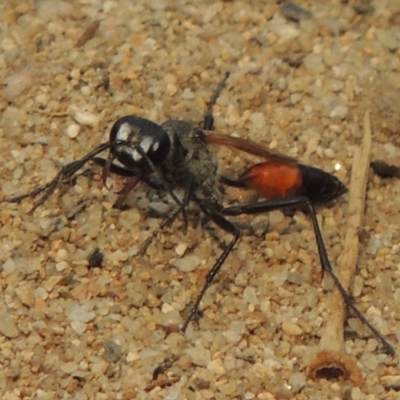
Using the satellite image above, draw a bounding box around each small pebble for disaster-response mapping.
[3,67,37,101]
[375,29,398,51]
[304,54,325,74]
[249,112,266,130]
[0,311,19,338]
[68,105,103,127]
[175,242,188,256]
[224,329,242,343]
[243,286,259,305]
[280,2,312,22]
[381,375,400,389]
[69,305,95,323]
[104,339,122,363]
[3,259,16,275]
[70,321,87,335]
[329,104,349,119]
[185,346,211,367]
[207,359,226,375]
[281,321,303,336]
[60,362,79,374]
[218,380,237,395]
[173,255,201,272]
[288,372,306,390]
[65,123,80,139]
[149,201,170,216]
[91,360,108,376]
[55,261,69,272]
[15,284,35,307]
[87,247,104,268]
[269,210,285,225]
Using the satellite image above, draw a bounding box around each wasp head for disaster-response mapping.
[109,115,171,169]
[101,116,172,189]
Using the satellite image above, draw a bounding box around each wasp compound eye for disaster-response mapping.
[110,116,171,170]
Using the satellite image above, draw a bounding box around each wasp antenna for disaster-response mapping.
[203,71,230,130]
[1,141,113,210]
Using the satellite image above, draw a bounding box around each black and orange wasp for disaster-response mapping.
[1,72,394,355]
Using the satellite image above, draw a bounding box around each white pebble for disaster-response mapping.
[68,105,104,127]
[34,287,48,300]
[185,346,211,366]
[290,93,302,104]
[304,54,325,74]
[126,352,139,363]
[149,201,170,216]
[3,67,37,101]
[207,358,226,375]
[281,321,303,336]
[91,361,108,376]
[203,3,221,24]
[161,303,175,313]
[60,362,79,374]
[288,372,306,389]
[175,242,187,257]
[243,286,259,305]
[249,112,266,130]
[0,311,19,338]
[69,305,95,323]
[173,255,201,272]
[3,259,16,275]
[65,123,80,139]
[55,248,69,262]
[269,210,285,225]
[70,320,87,334]
[56,261,69,271]
[323,148,335,159]
[329,104,348,119]
[224,329,242,343]
[16,284,35,308]
[375,28,398,51]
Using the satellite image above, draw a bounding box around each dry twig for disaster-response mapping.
[307,111,373,386]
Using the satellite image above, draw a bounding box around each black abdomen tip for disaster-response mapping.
[298,164,347,204]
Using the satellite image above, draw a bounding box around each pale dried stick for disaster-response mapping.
[307,111,373,386]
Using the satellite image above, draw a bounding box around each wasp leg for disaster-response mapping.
[222,197,395,356]
[139,174,195,255]
[219,175,247,188]
[182,200,240,331]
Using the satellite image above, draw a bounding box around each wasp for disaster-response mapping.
[1,73,394,355]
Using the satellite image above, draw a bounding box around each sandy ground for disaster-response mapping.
[1,1,400,399]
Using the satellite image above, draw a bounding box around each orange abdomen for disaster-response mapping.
[240,162,303,199]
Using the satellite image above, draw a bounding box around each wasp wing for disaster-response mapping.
[205,132,296,163]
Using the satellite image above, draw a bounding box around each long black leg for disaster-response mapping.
[139,174,195,255]
[222,197,395,355]
[151,174,194,233]
[160,173,194,231]
[94,158,195,250]
[219,175,247,189]
[182,201,240,331]
[1,141,113,211]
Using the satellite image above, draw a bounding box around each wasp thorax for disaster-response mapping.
[109,115,172,171]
